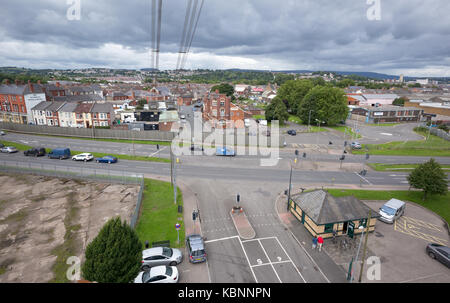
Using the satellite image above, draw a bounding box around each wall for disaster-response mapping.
[0,121,175,141]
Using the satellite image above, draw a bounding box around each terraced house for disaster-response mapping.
[0,80,46,124]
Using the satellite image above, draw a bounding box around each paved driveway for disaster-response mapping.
[359,201,450,283]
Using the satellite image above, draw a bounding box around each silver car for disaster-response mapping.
[1,146,18,153]
[134,266,179,283]
[141,247,182,270]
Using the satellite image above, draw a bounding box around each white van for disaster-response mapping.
[378,198,406,224]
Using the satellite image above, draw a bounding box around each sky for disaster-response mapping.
[0,0,449,77]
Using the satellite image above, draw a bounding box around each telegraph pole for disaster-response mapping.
[358,210,372,283]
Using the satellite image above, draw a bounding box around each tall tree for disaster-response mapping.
[276,79,314,113]
[297,86,349,126]
[265,96,289,123]
[82,217,142,283]
[392,97,408,107]
[211,83,235,101]
[407,158,448,201]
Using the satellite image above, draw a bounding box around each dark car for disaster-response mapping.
[24,148,46,157]
[190,145,204,152]
[287,129,297,136]
[48,148,71,159]
[95,155,118,164]
[426,243,450,268]
[186,234,206,263]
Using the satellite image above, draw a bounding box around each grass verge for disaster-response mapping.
[0,140,171,163]
[368,163,450,172]
[135,179,185,248]
[326,189,450,225]
[327,125,362,139]
[352,130,450,157]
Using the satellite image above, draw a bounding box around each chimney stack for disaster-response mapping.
[28,80,34,93]
[56,82,60,87]
[15,79,20,85]
[5,79,10,85]
[37,80,41,85]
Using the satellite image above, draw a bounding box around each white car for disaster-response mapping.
[0,130,5,135]
[72,153,94,162]
[134,266,179,283]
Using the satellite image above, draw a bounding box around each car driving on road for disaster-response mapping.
[216,147,235,157]
[287,129,297,136]
[134,266,179,283]
[351,142,362,149]
[95,155,118,163]
[141,247,183,270]
[24,148,46,157]
[72,153,94,162]
[1,146,18,153]
[186,234,207,263]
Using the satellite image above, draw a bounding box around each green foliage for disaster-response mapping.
[276,79,314,113]
[311,77,326,87]
[407,159,448,200]
[82,217,142,283]
[297,86,349,126]
[392,97,408,106]
[265,96,289,123]
[273,73,295,86]
[438,124,449,133]
[211,83,235,99]
[408,83,422,88]
[336,78,355,88]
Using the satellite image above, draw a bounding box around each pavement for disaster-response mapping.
[143,173,210,283]
[230,209,256,240]
[275,190,348,283]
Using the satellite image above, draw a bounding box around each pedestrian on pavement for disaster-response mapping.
[318,236,324,252]
[312,235,318,250]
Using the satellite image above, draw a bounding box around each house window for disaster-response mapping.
[359,218,367,228]
[212,101,217,106]
[220,101,225,107]
[220,109,225,116]
[324,223,334,233]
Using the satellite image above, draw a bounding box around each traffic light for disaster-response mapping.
[344,141,347,147]
[192,211,197,221]
[295,150,299,156]
[303,152,306,158]
[237,194,240,203]
[339,155,345,161]
[366,153,370,160]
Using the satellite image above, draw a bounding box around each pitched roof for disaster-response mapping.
[31,101,52,111]
[91,103,113,113]
[53,94,104,103]
[290,189,379,224]
[58,102,79,113]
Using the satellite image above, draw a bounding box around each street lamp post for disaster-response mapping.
[308,110,313,132]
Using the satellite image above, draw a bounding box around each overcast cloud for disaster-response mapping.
[0,0,449,76]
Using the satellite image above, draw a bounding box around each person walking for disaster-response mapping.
[318,235,324,252]
[312,235,318,250]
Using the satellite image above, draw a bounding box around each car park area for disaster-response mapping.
[359,201,450,282]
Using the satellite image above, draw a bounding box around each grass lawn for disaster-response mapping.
[135,179,185,248]
[327,188,450,224]
[352,130,450,157]
[327,125,362,139]
[18,133,172,146]
[0,140,171,163]
[288,115,303,125]
[368,163,450,172]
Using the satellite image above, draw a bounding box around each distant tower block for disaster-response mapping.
[399,74,404,83]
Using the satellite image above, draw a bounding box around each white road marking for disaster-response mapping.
[274,237,307,283]
[354,171,373,185]
[380,133,393,136]
[204,235,239,244]
[148,146,167,157]
[257,239,282,283]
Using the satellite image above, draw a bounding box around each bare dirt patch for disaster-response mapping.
[0,173,139,282]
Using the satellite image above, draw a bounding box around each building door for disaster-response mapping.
[342,222,348,234]
[301,211,305,224]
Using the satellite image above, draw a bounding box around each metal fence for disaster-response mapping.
[0,122,175,142]
[0,160,145,228]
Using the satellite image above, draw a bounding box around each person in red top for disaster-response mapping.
[317,236,324,252]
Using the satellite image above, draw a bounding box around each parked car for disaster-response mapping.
[0,130,5,135]
[426,243,450,268]
[216,147,235,157]
[287,129,297,136]
[48,148,71,159]
[72,153,94,162]
[141,247,183,270]
[351,142,362,149]
[0,143,4,148]
[186,234,207,263]
[95,155,118,164]
[1,146,18,153]
[134,266,179,283]
[378,198,405,224]
[24,148,46,157]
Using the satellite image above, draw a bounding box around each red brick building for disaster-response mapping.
[203,90,252,128]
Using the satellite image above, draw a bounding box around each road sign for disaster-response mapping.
[175,223,181,230]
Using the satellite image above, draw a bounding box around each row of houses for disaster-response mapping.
[31,101,114,128]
